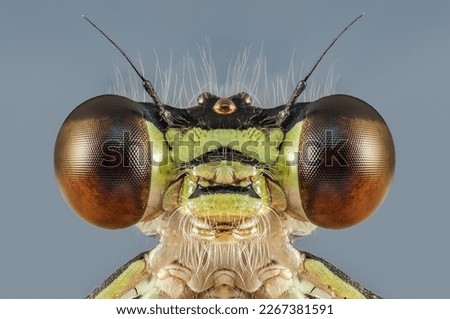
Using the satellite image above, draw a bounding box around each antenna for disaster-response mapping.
[82,15,164,109]
[286,13,365,108]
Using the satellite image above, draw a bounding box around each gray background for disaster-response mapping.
[1,0,449,298]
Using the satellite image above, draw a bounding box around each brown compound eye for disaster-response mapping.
[54,95,151,229]
[298,95,395,229]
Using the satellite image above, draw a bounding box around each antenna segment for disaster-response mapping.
[82,15,164,109]
[286,13,365,108]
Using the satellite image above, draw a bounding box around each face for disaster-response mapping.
[54,90,395,242]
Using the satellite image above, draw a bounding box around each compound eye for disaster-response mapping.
[54,95,151,229]
[298,95,395,229]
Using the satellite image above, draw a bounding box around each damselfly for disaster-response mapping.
[54,14,394,298]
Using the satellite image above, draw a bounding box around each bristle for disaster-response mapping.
[112,45,336,108]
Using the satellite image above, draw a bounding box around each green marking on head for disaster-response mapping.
[165,127,284,165]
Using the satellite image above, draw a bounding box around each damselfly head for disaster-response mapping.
[55,14,396,300]
[55,13,395,237]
